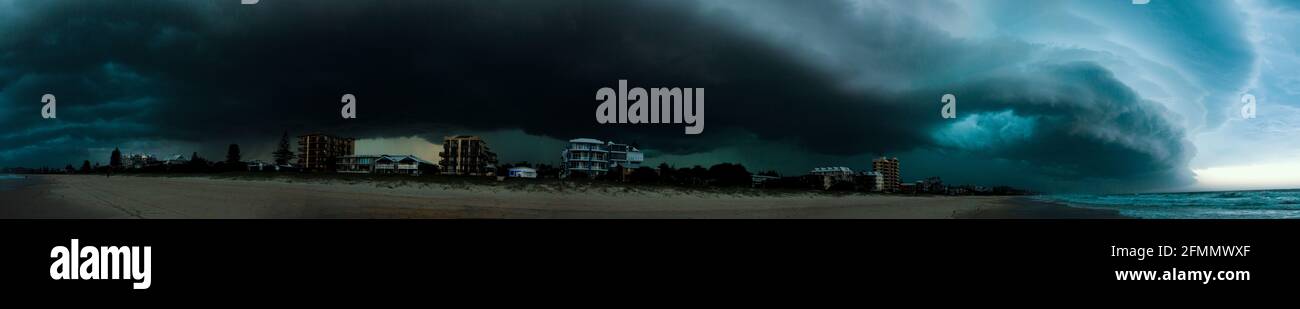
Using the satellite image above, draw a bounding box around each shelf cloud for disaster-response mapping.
[1,0,1284,192]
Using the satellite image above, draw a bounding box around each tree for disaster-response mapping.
[189,152,208,172]
[79,160,92,173]
[568,170,590,179]
[272,131,295,165]
[628,166,659,183]
[535,164,559,178]
[64,164,75,174]
[707,163,751,187]
[655,164,676,183]
[226,144,241,164]
[679,165,707,186]
[109,148,123,169]
[596,164,623,182]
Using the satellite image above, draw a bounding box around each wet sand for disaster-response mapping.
[955,196,1128,219]
[0,175,124,218]
[0,175,1126,219]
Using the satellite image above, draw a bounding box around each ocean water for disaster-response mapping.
[0,174,27,191]
[1040,190,1300,219]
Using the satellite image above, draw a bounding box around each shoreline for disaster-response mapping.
[955,197,1130,219]
[1,174,1128,219]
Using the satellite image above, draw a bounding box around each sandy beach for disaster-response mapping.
[0,175,1125,219]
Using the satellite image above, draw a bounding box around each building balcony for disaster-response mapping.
[565,148,609,153]
[568,167,608,172]
[565,157,607,162]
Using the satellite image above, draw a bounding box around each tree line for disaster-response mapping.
[61,131,298,175]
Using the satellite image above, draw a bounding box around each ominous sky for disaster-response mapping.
[1,0,1296,192]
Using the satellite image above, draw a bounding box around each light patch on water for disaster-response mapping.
[1042,189,1300,219]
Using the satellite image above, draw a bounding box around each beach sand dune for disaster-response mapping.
[0,175,1123,219]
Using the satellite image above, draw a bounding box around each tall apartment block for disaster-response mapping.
[440,135,498,176]
[872,157,900,192]
[298,133,356,171]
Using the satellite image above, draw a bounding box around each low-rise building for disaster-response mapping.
[917,176,945,194]
[857,171,884,192]
[560,138,607,178]
[607,142,644,170]
[810,166,855,190]
[336,154,435,175]
[560,138,644,179]
[508,167,538,178]
[899,182,918,194]
[123,153,161,169]
[162,154,188,166]
[247,160,275,172]
[337,155,381,174]
[751,174,780,187]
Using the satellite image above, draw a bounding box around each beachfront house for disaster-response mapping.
[560,138,644,179]
[337,155,381,173]
[162,154,188,166]
[508,167,538,178]
[751,174,780,187]
[123,153,161,169]
[336,154,435,176]
[377,155,435,175]
[917,176,945,194]
[857,171,884,192]
[247,160,275,172]
[810,166,855,190]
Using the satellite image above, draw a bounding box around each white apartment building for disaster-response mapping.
[560,138,644,178]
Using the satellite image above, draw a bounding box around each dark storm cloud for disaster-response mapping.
[925,62,1195,190]
[0,0,1196,191]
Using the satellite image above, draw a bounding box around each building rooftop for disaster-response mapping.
[381,154,433,165]
[811,166,853,173]
[341,154,433,165]
[445,135,483,140]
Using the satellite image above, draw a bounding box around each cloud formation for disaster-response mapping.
[3,0,1275,192]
